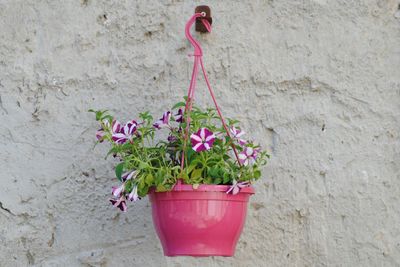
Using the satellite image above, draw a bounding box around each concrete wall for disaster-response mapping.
[1,0,399,266]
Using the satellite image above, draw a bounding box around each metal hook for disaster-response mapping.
[195,6,212,33]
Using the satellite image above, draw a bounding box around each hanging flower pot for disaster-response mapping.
[149,184,254,256]
[90,10,269,257]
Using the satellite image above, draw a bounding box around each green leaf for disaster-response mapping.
[223,172,230,184]
[124,180,133,192]
[172,102,186,110]
[156,184,168,192]
[139,162,149,170]
[180,173,189,184]
[228,118,240,126]
[185,163,197,174]
[93,110,108,121]
[145,173,154,186]
[138,184,149,197]
[115,163,124,182]
[214,177,222,184]
[186,148,195,161]
[192,183,200,189]
[208,166,220,178]
[139,111,153,122]
[191,168,203,180]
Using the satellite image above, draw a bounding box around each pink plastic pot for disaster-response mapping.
[149,184,254,257]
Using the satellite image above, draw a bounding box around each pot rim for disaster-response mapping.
[165,183,255,194]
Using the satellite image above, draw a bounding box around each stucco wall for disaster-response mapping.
[1,0,400,266]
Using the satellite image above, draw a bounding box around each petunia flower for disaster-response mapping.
[127,185,139,202]
[112,120,121,133]
[226,179,250,195]
[96,128,106,142]
[167,134,177,143]
[153,111,171,129]
[110,196,127,212]
[122,170,137,181]
[112,184,125,197]
[124,120,137,135]
[238,147,259,166]
[174,109,184,123]
[230,126,247,146]
[190,128,215,152]
[112,120,137,144]
[95,120,111,142]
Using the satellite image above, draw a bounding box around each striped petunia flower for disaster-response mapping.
[112,184,125,198]
[226,179,250,195]
[95,120,111,142]
[153,111,171,129]
[112,120,137,144]
[238,147,259,166]
[96,128,106,142]
[167,134,177,143]
[127,185,139,202]
[112,120,121,133]
[110,196,127,212]
[174,108,184,123]
[230,126,247,146]
[190,128,215,152]
[122,170,137,181]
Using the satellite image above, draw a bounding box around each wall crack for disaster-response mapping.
[0,201,14,216]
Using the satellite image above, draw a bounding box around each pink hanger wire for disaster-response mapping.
[179,13,241,182]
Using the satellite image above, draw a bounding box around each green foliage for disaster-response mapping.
[91,97,269,198]
[115,163,124,182]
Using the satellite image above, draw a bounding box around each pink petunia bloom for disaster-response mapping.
[95,120,111,142]
[230,126,247,146]
[153,111,171,129]
[96,129,106,142]
[110,196,127,212]
[167,134,177,143]
[121,170,137,181]
[112,120,121,133]
[112,184,125,197]
[127,185,140,202]
[174,109,184,123]
[190,128,215,152]
[238,147,259,166]
[226,179,250,195]
[112,120,137,144]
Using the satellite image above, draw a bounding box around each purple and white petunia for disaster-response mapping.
[238,147,259,166]
[230,126,247,146]
[96,128,106,142]
[226,179,250,195]
[174,109,184,123]
[112,120,121,133]
[122,170,137,181]
[112,183,125,197]
[112,120,137,144]
[110,196,127,212]
[111,176,125,204]
[190,128,215,152]
[153,111,171,129]
[95,120,111,142]
[127,185,139,202]
[167,134,177,143]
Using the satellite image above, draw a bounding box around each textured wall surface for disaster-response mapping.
[0,0,400,266]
